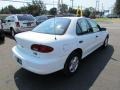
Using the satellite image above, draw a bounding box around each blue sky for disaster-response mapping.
[0,0,116,11]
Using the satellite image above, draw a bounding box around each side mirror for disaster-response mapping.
[8,20,11,22]
[101,28,106,31]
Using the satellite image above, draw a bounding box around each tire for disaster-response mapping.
[63,52,81,76]
[1,36,5,41]
[0,31,5,42]
[102,37,109,48]
[11,28,16,38]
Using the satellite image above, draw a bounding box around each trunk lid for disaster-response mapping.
[19,20,36,28]
[15,31,57,57]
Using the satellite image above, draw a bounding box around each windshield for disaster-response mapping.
[17,15,34,21]
[32,17,71,35]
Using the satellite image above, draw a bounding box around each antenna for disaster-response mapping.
[53,0,57,40]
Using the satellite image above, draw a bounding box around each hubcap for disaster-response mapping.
[69,56,79,73]
[105,38,108,47]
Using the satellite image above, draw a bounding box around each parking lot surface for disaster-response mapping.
[0,22,120,90]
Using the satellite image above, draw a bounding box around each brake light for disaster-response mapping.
[15,22,20,27]
[31,44,54,53]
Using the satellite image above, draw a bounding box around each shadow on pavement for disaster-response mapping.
[4,32,14,40]
[14,45,114,90]
[0,40,5,45]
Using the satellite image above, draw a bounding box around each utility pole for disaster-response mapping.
[96,0,100,12]
[102,3,104,16]
[70,0,74,9]
[95,0,100,17]
[57,0,63,14]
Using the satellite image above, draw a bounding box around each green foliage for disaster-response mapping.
[0,5,19,14]
[49,8,57,15]
[114,0,120,15]
[59,4,68,13]
[83,7,96,18]
[27,0,46,16]
[68,7,77,14]
[0,0,46,16]
[83,8,90,17]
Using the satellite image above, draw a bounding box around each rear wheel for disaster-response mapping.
[63,52,81,76]
[0,31,5,42]
[1,36,5,41]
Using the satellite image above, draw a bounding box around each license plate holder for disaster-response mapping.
[27,23,31,26]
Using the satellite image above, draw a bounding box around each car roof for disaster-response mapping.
[55,16,89,21]
[8,14,32,16]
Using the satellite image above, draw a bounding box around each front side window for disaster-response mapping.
[32,17,71,35]
[88,19,100,32]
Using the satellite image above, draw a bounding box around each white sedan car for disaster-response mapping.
[12,17,109,76]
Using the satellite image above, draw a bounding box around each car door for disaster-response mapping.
[76,18,96,58]
[87,19,105,49]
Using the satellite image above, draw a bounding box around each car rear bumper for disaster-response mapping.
[12,46,67,75]
[15,27,35,33]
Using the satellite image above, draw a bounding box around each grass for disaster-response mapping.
[95,18,120,23]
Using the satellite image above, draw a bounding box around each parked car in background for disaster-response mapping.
[107,14,119,18]
[35,15,48,25]
[35,15,54,25]
[12,17,109,76]
[0,20,5,42]
[2,14,36,37]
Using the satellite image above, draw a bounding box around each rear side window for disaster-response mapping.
[32,17,71,35]
[17,15,34,21]
[87,19,100,32]
[76,23,82,34]
[76,19,91,35]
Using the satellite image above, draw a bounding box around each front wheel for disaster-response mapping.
[102,37,109,48]
[11,29,16,38]
[63,52,81,76]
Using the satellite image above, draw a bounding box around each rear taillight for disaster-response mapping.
[15,22,20,27]
[31,44,54,53]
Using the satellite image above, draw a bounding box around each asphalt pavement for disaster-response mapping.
[0,22,120,90]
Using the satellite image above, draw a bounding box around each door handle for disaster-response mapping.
[96,36,99,38]
[79,41,83,43]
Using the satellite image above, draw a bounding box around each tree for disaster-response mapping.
[68,7,77,14]
[0,5,17,14]
[18,7,28,14]
[114,0,120,15]
[49,7,57,15]
[59,4,68,14]
[83,8,90,17]
[82,7,96,18]
[27,0,46,16]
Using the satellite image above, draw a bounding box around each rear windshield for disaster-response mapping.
[32,17,71,35]
[17,15,34,21]
[36,16,47,20]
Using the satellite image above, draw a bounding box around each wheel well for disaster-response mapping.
[70,48,83,59]
[64,48,83,69]
[107,34,109,38]
[10,27,13,31]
